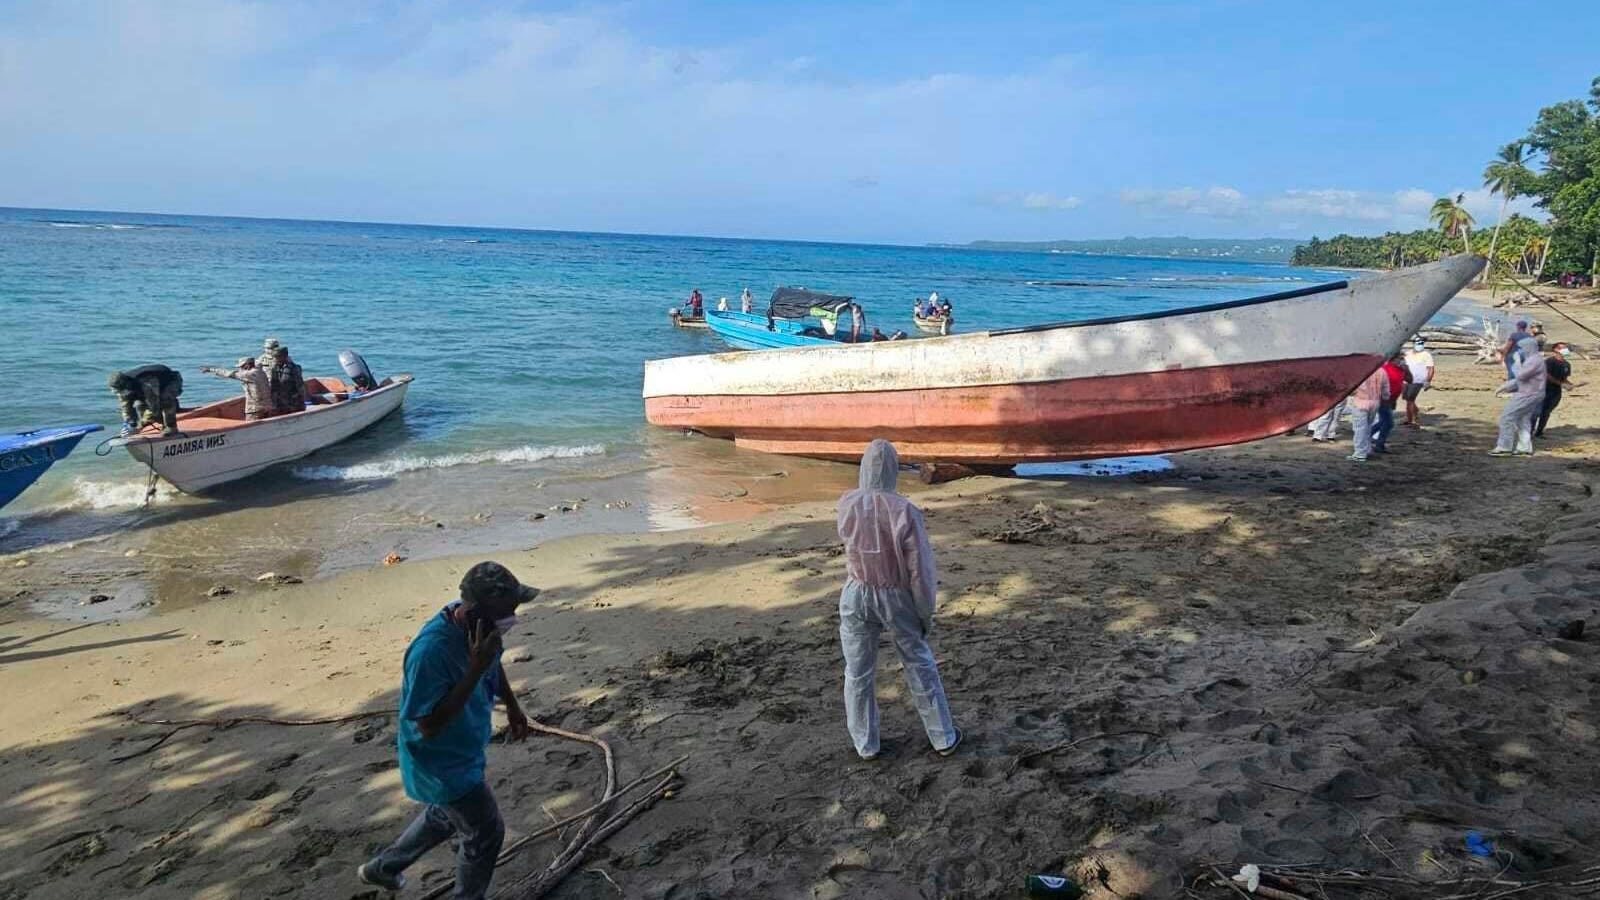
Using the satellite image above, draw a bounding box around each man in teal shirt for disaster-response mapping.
[359,561,538,898]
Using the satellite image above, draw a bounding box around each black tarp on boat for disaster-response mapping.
[767,287,855,320]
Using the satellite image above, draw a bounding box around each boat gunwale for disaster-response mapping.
[987,278,1349,336]
[1,424,105,453]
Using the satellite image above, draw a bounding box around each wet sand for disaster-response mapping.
[1,309,1597,898]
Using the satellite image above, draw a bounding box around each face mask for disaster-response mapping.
[1413,344,1424,352]
[1559,348,1571,358]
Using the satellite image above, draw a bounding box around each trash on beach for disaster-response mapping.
[1232,864,1261,892]
[205,584,233,598]
[1465,831,1494,857]
[87,593,111,604]
[383,552,405,566]
[255,572,304,585]
[1015,455,1175,480]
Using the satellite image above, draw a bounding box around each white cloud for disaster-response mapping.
[1120,186,1245,217]
[979,191,1084,212]
[0,2,1112,242]
[1020,192,1083,211]
[1118,184,1542,231]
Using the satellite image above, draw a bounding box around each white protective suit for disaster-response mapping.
[1494,336,1548,454]
[1306,398,1346,441]
[836,440,958,758]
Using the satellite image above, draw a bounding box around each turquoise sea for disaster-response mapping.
[0,206,1483,607]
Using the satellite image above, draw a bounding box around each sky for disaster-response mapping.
[1,0,1595,245]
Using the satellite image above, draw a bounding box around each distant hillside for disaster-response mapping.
[949,236,1301,261]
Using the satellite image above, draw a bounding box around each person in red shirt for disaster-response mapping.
[1372,353,1411,453]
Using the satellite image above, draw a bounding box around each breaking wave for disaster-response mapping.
[292,444,606,481]
[52,477,175,510]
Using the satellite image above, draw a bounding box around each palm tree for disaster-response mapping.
[1430,194,1476,255]
[1482,142,1531,281]
[1522,235,1546,275]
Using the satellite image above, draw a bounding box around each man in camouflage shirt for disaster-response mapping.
[200,356,274,420]
[269,345,309,415]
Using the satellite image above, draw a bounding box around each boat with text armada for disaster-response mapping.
[643,255,1484,464]
[111,352,411,493]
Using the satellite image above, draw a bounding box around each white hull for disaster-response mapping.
[121,378,411,492]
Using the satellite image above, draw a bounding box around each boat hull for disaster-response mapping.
[644,256,1484,464]
[647,353,1381,462]
[0,425,103,509]
[121,378,410,492]
[705,310,854,350]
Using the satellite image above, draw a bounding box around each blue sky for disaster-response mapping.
[1,0,1594,244]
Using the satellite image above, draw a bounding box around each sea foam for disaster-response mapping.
[292,443,606,481]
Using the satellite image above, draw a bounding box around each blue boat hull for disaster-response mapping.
[704,310,862,350]
[0,424,104,510]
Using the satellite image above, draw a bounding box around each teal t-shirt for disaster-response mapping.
[397,605,499,805]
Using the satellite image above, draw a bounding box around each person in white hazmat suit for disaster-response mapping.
[1306,398,1346,442]
[1491,336,1548,456]
[836,439,960,760]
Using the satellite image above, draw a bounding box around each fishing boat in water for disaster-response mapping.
[0,424,103,510]
[112,353,411,493]
[911,309,953,335]
[668,308,708,329]
[644,255,1484,464]
[705,288,869,350]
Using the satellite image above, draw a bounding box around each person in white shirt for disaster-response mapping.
[1402,339,1435,427]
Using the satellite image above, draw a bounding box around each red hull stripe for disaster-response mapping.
[644,354,1383,463]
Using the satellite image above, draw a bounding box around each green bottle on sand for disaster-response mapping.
[1024,874,1084,898]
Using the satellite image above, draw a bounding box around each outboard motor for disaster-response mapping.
[339,350,378,392]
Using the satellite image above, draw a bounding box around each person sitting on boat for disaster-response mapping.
[200,356,274,421]
[108,364,183,436]
[871,327,889,342]
[740,287,754,313]
[938,297,953,319]
[269,346,311,414]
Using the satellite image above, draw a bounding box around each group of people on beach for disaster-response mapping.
[1306,322,1581,461]
[360,437,953,899]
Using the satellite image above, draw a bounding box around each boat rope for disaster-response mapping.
[1506,274,1600,343]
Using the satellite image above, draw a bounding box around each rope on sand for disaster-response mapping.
[114,705,685,898]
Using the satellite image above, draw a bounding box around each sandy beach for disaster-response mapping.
[2,306,1598,899]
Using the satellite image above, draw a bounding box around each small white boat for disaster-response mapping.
[115,373,412,492]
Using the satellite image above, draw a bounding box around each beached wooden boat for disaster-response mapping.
[0,424,103,510]
[114,375,411,492]
[644,255,1484,463]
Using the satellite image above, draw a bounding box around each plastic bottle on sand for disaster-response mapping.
[1024,874,1084,898]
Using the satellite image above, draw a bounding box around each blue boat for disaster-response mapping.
[0,424,104,510]
[705,287,874,350]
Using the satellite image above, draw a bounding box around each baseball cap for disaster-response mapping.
[460,561,540,606]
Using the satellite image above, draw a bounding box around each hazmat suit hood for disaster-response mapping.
[859,439,899,493]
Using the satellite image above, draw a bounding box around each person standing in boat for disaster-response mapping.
[741,287,754,313]
[836,439,960,760]
[269,345,310,414]
[108,364,183,436]
[200,357,274,420]
[257,336,282,372]
[688,289,704,318]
